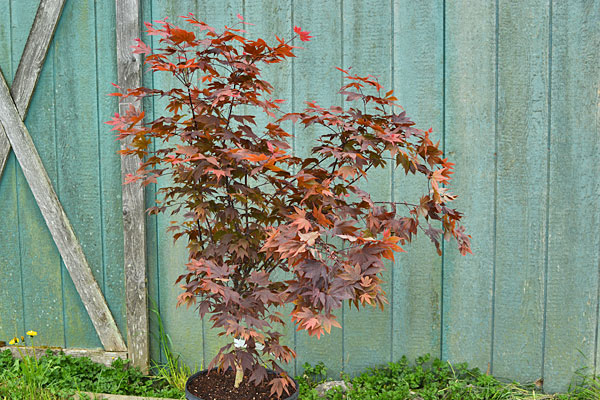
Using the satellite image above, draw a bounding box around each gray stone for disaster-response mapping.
[315,380,352,397]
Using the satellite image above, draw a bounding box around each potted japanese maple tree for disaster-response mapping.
[108,13,471,400]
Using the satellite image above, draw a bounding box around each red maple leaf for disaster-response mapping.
[293,26,312,42]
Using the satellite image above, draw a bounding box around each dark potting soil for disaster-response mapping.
[187,369,293,400]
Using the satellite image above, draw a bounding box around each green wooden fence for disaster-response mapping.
[0,0,598,393]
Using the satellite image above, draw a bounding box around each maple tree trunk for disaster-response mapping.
[234,361,244,388]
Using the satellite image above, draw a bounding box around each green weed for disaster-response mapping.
[298,354,600,399]
[0,349,183,399]
[4,338,600,400]
[150,298,196,392]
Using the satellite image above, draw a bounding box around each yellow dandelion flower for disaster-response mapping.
[20,336,24,342]
[9,337,19,345]
[26,330,37,337]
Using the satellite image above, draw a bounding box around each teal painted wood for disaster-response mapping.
[149,0,199,369]
[341,0,394,375]
[243,0,296,375]
[0,151,24,341]
[148,0,246,370]
[95,0,127,342]
[442,0,496,371]
[0,1,11,85]
[291,0,344,378]
[392,0,444,363]
[15,0,65,347]
[193,0,244,368]
[0,0,24,343]
[141,0,162,366]
[52,0,105,349]
[543,0,600,392]
[493,0,549,381]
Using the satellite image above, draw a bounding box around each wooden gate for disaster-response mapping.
[0,0,148,371]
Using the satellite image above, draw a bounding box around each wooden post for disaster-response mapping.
[116,0,149,373]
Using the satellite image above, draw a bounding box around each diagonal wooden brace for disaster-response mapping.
[0,0,66,178]
[0,70,127,352]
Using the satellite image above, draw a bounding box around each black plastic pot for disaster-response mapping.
[185,368,299,400]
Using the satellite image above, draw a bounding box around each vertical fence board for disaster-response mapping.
[0,155,22,339]
[543,0,600,392]
[244,0,296,375]
[14,0,64,346]
[292,0,344,377]
[141,0,161,367]
[98,0,126,345]
[192,0,244,367]
[442,0,496,370]
[392,0,444,362]
[0,0,24,343]
[493,0,549,381]
[53,0,105,348]
[148,0,207,370]
[150,0,199,368]
[342,0,394,374]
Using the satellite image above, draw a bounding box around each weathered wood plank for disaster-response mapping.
[292,0,344,378]
[0,71,126,352]
[392,0,444,363]
[116,0,148,373]
[13,0,65,347]
[442,0,496,370]
[493,0,549,381]
[0,0,11,177]
[0,346,127,367]
[0,0,65,180]
[0,125,9,176]
[342,0,393,374]
[12,0,65,118]
[543,1,600,392]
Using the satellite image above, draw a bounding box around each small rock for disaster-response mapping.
[315,380,352,397]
